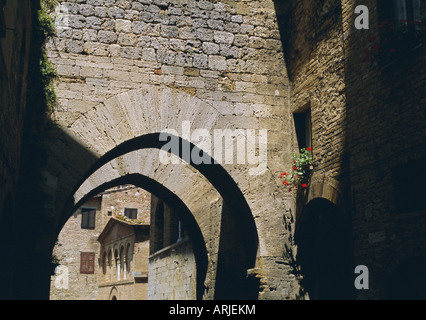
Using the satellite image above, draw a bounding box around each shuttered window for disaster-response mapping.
[81,208,96,229]
[80,252,95,274]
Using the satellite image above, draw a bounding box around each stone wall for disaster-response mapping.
[46,0,299,300]
[0,0,32,208]
[0,0,33,299]
[148,239,197,300]
[50,197,102,300]
[48,0,289,132]
[99,185,151,228]
[278,0,426,299]
[341,0,426,299]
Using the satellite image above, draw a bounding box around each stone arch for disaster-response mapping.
[109,287,119,300]
[48,85,265,252]
[306,173,343,208]
[65,133,259,297]
[295,197,354,300]
[77,173,209,300]
[43,83,292,299]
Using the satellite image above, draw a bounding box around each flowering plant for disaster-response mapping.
[280,147,313,191]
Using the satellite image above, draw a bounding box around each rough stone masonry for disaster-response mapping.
[45,0,300,299]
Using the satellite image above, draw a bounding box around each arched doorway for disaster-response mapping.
[295,198,354,300]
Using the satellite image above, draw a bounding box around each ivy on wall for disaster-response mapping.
[16,0,58,229]
[30,0,57,115]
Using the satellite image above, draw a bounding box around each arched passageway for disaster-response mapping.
[34,80,288,300]
[56,133,259,299]
[295,198,354,300]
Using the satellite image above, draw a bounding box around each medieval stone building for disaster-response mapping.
[0,0,425,301]
[97,214,150,300]
[49,185,151,300]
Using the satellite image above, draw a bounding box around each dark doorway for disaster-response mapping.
[295,198,354,300]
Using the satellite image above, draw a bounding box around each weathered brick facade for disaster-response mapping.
[276,0,426,299]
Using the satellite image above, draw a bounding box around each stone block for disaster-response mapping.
[115,19,132,33]
[208,55,226,71]
[98,30,117,43]
[213,30,234,44]
[83,42,110,56]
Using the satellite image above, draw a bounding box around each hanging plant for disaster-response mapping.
[280,147,313,191]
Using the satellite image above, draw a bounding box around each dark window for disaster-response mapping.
[81,208,96,229]
[80,252,95,274]
[124,208,137,219]
[388,0,422,33]
[378,0,422,63]
[293,108,312,151]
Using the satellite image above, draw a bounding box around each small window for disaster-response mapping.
[293,108,312,151]
[124,208,137,219]
[81,208,96,229]
[80,252,95,274]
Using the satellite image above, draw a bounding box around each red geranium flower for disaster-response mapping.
[292,166,297,170]
[307,147,312,151]
[301,183,308,188]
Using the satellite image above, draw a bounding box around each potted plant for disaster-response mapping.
[280,147,313,191]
